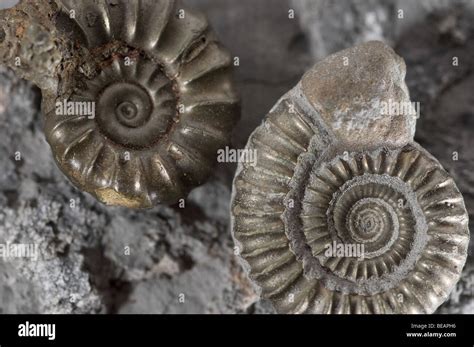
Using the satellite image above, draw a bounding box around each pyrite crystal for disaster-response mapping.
[0,0,240,208]
[231,41,470,314]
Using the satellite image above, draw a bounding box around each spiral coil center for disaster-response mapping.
[347,198,392,242]
[329,180,401,260]
[116,101,139,123]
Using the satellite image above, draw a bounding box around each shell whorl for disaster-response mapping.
[230,42,469,314]
[43,0,239,208]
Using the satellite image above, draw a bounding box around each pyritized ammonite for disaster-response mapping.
[42,0,239,208]
[231,41,469,313]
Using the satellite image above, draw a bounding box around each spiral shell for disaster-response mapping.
[231,41,469,314]
[43,0,239,208]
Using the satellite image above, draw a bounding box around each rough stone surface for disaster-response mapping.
[0,1,19,10]
[0,0,472,314]
[291,0,474,59]
[0,0,63,91]
[301,41,415,149]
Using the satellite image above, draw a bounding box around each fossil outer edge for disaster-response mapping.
[43,0,240,208]
[230,42,469,314]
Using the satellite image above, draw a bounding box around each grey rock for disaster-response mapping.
[438,264,474,314]
[0,1,63,91]
[291,0,398,60]
[291,0,474,60]
[119,259,235,314]
[0,1,19,10]
[300,40,415,149]
[0,197,104,313]
[0,0,472,314]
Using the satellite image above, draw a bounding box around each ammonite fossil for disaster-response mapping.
[231,41,470,314]
[1,0,240,208]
